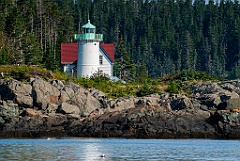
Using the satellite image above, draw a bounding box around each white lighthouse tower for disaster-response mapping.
[74,19,103,77]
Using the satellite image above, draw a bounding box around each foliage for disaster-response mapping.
[1,0,240,81]
[136,84,161,97]
[72,74,135,98]
[227,64,240,80]
[90,70,110,82]
[0,65,61,81]
[0,65,30,80]
[0,65,220,98]
[160,69,219,82]
[115,37,136,81]
[23,34,43,65]
[166,81,180,94]
[0,32,10,65]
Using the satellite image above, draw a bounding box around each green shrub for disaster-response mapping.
[166,81,179,94]
[10,66,30,80]
[136,81,160,97]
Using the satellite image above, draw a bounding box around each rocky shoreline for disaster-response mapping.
[1,77,240,139]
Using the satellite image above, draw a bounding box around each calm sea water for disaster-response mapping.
[0,138,239,161]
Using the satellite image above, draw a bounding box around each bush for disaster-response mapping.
[136,81,160,97]
[166,81,179,94]
[11,66,30,80]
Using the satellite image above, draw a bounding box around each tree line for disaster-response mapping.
[0,0,240,80]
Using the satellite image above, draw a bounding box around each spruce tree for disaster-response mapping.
[115,37,136,81]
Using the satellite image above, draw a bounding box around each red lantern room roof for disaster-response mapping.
[61,43,114,64]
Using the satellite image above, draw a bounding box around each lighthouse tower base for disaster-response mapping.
[77,41,100,78]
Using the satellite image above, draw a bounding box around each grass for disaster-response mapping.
[0,65,221,98]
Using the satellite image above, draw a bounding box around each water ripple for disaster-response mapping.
[0,138,240,161]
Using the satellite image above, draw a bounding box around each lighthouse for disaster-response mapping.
[74,19,103,77]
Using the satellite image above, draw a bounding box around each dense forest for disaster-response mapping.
[0,0,240,80]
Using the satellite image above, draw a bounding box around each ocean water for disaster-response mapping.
[0,138,239,161]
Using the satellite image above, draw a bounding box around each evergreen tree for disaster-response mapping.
[0,32,10,65]
[0,0,240,79]
[23,33,43,65]
[5,4,26,64]
[115,37,136,81]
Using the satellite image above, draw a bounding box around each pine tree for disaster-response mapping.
[23,33,43,65]
[5,3,26,64]
[0,32,10,65]
[115,37,136,81]
[0,0,240,79]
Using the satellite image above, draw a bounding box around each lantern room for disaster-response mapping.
[74,20,103,42]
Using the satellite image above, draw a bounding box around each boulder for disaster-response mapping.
[59,102,80,115]
[191,82,239,110]
[209,109,240,138]
[15,116,44,129]
[13,82,33,108]
[90,88,106,100]
[24,108,48,119]
[90,88,108,108]
[50,80,65,90]
[226,98,240,110]
[61,82,101,116]
[0,79,33,108]
[45,113,68,127]
[47,103,59,113]
[137,94,162,108]
[0,103,19,120]
[219,80,240,94]
[170,95,193,110]
[32,77,60,110]
[0,79,17,100]
[60,84,75,102]
[192,82,223,95]
[109,96,135,111]
[0,116,5,125]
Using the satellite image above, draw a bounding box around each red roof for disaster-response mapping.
[61,43,114,64]
[61,43,78,64]
[100,44,115,62]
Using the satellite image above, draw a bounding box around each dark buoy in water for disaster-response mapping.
[100,154,105,158]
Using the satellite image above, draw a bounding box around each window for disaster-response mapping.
[99,55,103,65]
[90,28,95,33]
